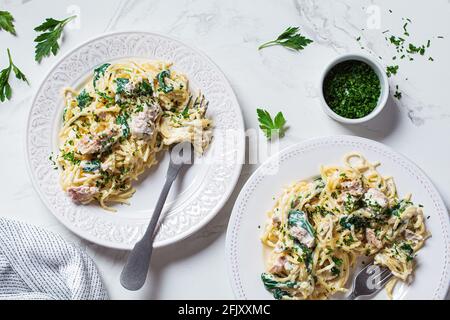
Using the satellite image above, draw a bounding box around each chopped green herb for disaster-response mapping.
[407,43,425,55]
[76,89,93,110]
[96,90,114,104]
[386,65,399,77]
[323,60,381,119]
[339,215,369,231]
[393,88,402,100]
[62,151,80,165]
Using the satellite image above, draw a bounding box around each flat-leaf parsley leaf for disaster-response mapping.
[257,108,287,139]
[258,26,313,52]
[0,48,29,102]
[34,15,76,62]
[0,10,16,35]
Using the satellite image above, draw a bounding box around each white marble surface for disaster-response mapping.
[0,0,449,299]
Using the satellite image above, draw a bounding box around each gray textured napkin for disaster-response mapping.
[0,217,108,300]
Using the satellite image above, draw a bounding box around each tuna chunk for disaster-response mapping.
[341,179,365,197]
[338,179,365,209]
[290,226,315,248]
[366,228,383,248]
[76,127,119,155]
[364,188,389,211]
[404,229,423,242]
[67,186,99,203]
[269,256,288,274]
[130,102,161,139]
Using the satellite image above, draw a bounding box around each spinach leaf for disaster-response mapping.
[82,159,101,172]
[115,78,129,94]
[116,113,130,138]
[157,70,173,93]
[261,272,297,299]
[288,209,315,237]
[273,288,289,300]
[93,63,110,87]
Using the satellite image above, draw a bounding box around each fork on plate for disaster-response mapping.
[346,260,394,300]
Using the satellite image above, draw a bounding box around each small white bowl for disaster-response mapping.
[319,53,389,124]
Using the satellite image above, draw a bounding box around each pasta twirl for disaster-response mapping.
[58,60,212,211]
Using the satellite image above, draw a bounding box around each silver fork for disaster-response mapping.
[346,260,393,300]
[120,142,194,291]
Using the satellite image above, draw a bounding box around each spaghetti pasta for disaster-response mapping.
[261,153,429,299]
[58,60,212,211]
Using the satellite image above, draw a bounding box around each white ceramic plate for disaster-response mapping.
[26,31,245,249]
[226,135,449,299]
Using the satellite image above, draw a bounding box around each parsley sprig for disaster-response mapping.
[0,48,28,102]
[258,26,313,52]
[34,15,76,63]
[0,10,16,35]
[257,108,287,139]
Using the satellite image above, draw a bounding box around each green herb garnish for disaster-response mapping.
[116,112,130,138]
[34,15,76,62]
[323,60,381,119]
[0,49,29,102]
[393,85,402,100]
[0,10,16,35]
[256,108,287,139]
[386,65,399,77]
[76,89,93,110]
[95,90,114,104]
[258,26,313,52]
[406,43,425,55]
[62,151,80,165]
[339,215,369,231]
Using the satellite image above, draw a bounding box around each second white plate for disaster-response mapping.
[226,135,449,300]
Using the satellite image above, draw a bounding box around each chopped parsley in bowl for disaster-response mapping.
[319,54,389,124]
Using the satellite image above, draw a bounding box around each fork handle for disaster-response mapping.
[120,176,176,291]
